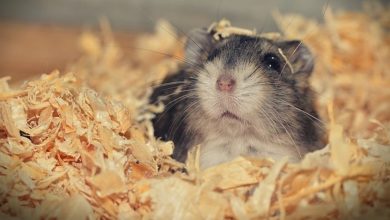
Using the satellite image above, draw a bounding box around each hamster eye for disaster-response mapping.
[263,53,281,72]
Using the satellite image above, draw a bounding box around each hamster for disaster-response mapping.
[150,28,325,169]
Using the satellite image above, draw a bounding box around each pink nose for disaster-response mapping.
[216,74,235,92]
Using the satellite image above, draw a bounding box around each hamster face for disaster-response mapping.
[186,34,323,166]
[151,31,325,168]
[196,36,296,130]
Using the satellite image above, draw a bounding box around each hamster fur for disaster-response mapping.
[150,28,325,168]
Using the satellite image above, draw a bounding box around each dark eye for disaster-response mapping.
[263,53,281,72]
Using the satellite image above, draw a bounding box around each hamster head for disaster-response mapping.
[183,28,319,147]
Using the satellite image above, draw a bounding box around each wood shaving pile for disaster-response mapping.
[1,5,389,219]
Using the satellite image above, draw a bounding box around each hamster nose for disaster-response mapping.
[216,74,236,92]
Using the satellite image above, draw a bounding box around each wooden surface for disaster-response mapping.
[0,22,137,84]
[0,22,81,83]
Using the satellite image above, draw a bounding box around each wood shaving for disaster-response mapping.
[1,4,390,219]
[208,18,281,41]
[278,48,295,73]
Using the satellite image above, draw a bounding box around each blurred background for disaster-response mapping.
[0,0,374,82]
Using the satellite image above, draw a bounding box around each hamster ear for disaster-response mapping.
[184,28,214,64]
[277,40,314,76]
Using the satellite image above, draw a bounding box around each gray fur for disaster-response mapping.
[151,31,325,168]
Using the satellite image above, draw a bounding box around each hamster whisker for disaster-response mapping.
[245,65,262,80]
[279,99,326,126]
[151,81,188,89]
[164,93,197,109]
[151,85,195,95]
[168,100,201,139]
[242,82,281,90]
[187,76,202,81]
[285,0,331,65]
[154,93,197,123]
[257,105,281,144]
[144,16,205,60]
[266,102,302,159]
[122,45,208,73]
[176,89,199,93]
[167,21,208,56]
[154,82,198,94]
[153,87,195,104]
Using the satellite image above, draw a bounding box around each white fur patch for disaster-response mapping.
[187,59,303,169]
[199,128,301,168]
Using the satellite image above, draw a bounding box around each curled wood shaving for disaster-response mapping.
[208,18,281,41]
